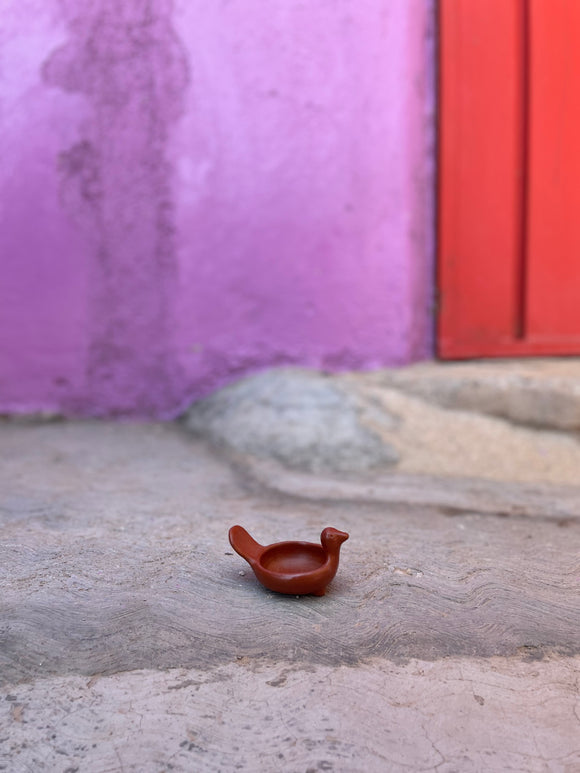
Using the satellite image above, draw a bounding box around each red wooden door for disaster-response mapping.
[438,0,580,358]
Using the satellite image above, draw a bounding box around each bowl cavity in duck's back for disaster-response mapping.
[260,544,326,574]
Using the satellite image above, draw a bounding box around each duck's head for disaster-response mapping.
[321,527,349,554]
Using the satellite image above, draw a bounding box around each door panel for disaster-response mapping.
[527,0,580,339]
[438,0,580,358]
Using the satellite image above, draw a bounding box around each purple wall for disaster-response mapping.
[0,0,435,418]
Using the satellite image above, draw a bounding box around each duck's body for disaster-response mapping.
[228,525,349,596]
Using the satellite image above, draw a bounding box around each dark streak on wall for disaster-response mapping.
[43,0,189,416]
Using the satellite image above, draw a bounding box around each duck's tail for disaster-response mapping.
[229,525,263,565]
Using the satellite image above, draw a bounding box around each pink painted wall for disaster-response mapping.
[0,0,435,418]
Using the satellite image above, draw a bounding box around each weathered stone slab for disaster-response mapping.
[1,420,580,772]
[2,657,580,772]
[1,422,579,690]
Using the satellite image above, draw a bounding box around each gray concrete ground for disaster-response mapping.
[2,360,580,772]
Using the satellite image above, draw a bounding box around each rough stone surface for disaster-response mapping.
[1,420,579,770]
[183,368,399,474]
[3,658,579,773]
[184,364,580,486]
[346,380,580,486]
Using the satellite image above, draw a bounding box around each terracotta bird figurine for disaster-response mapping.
[228,525,349,596]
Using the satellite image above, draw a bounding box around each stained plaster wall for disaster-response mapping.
[0,0,435,417]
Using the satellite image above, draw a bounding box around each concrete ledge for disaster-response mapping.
[373,358,580,431]
[243,456,580,521]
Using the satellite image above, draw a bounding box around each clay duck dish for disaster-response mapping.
[228,525,349,596]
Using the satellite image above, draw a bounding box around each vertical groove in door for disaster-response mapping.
[515,0,530,339]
